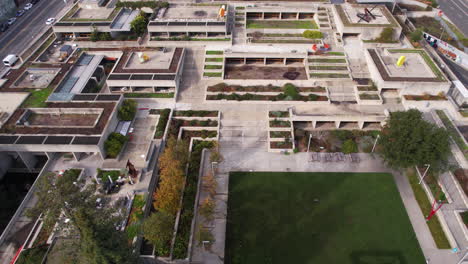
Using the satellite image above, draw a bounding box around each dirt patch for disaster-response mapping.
[224,65,307,80]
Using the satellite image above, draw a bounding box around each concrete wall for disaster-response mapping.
[0,0,16,22]
[0,152,13,180]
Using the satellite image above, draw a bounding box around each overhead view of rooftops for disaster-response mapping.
[0,0,467,263]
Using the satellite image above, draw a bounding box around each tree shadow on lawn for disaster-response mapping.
[350,250,407,264]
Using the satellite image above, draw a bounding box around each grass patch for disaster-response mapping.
[124,93,174,98]
[309,65,348,70]
[226,172,426,263]
[436,110,468,155]
[310,73,350,78]
[205,57,223,62]
[235,6,245,10]
[246,20,317,29]
[406,168,451,249]
[309,58,346,63]
[327,52,345,56]
[21,87,53,108]
[204,65,223,70]
[442,18,468,47]
[97,169,121,182]
[204,72,222,77]
[206,50,224,55]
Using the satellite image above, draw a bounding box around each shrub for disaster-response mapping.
[99,32,112,41]
[155,109,170,139]
[118,99,137,121]
[342,139,358,154]
[283,83,300,100]
[410,29,423,42]
[302,30,323,39]
[104,133,128,158]
[308,94,318,101]
[90,27,99,42]
[331,130,353,141]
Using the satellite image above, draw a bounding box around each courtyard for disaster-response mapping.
[226,172,425,264]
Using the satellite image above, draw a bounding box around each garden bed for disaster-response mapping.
[174,110,218,117]
[246,20,317,29]
[172,141,216,259]
[270,141,293,149]
[406,168,451,249]
[269,111,289,118]
[207,83,325,93]
[404,94,447,101]
[436,110,468,158]
[270,131,292,138]
[308,58,347,63]
[96,169,122,182]
[181,130,217,140]
[359,93,380,100]
[153,108,170,139]
[224,65,307,80]
[126,194,145,239]
[203,72,222,77]
[270,120,291,128]
[124,93,174,98]
[207,93,327,102]
[309,65,348,71]
[205,51,223,55]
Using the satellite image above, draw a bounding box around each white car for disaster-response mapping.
[24,3,33,10]
[7,18,16,25]
[45,18,55,25]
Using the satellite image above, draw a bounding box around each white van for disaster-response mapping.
[3,54,19,67]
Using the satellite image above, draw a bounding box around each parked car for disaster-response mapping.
[24,3,33,10]
[45,18,55,25]
[0,23,8,32]
[16,10,25,17]
[3,54,20,67]
[30,0,39,4]
[7,18,16,25]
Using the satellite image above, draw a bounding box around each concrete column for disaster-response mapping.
[264,57,267,65]
[280,12,283,19]
[358,121,365,129]
[262,12,265,19]
[283,58,287,65]
[312,120,317,128]
[335,121,340,128]
[243,58,246,64]
[296,13,300,20]
[17,152,37,172]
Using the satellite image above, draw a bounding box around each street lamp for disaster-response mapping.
[418,164,431,184]
[371,134,380,153]
[307,134,312,153]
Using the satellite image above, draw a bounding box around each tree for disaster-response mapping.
[130,12,148,36]
[153,137,189,215]
[118,99,137,121]
[142,211,173,255]
[379,109,450,170]
[104,132,128,158]
[410,29,423,42]
[342,139,358,154]
[26,171,135,263]
[90,27,99,42]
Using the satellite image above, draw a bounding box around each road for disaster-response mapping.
[438,0,468,37]
[0,0,69,73]
[439,53,468,86]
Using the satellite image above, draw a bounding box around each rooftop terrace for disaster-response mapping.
[335,4,397,27]
[158,5,225,21]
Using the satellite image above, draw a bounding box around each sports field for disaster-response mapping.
[225,172,425,264]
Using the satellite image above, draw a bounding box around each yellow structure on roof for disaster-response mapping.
[396,55,406,67]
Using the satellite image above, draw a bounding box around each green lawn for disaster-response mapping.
[226,172,425,264]
[246,20,318,29]
[21,87,53,108]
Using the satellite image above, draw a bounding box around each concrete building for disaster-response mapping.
[148,4,230,40]
[365,48,451,95]
[53,3,139,39]
[0,95,123,170]
[91,47,186,95]
[332,3,402,40]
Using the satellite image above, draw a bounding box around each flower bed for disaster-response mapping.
[207,93,327,102]
[174,110,218,117]
[270,120,291,128]
[207,83,326,93]
[126,194,145,239]
[270,131,292,138]
[269,111,289,118]
[308,58,346,63]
